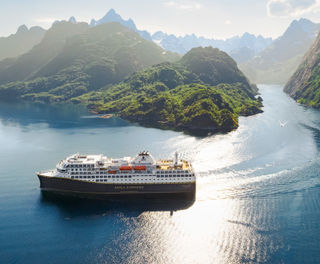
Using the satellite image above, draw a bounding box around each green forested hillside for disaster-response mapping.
[0,24,261,135]
[0,22,179,102]
[284,32,320,107]
[78,47,262,135]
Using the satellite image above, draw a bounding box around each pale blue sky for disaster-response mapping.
[1,0,320,39]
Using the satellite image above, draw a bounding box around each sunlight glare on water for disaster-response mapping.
[1,85,320,263]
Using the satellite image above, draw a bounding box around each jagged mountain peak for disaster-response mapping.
[91,9,137,31]
[89,9,152,40]
[16,25,28,34]
[284,17,317,37]
[68,16,77,24]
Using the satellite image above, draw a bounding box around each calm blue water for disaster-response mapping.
[0,85,320,264]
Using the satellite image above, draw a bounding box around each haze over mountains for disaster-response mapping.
[87,9,320,85]
[0,25,45,61]
[0,12,262,135]
[152,31,272,59]
[240,18,320,84]
[89,9,272,63]
[0,8,319,134]
[0,8,319,89]
[0,21,178,102]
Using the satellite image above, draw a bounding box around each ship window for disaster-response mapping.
[71,176,74,179]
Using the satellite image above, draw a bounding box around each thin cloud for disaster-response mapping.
[164,1,202,10]
[225,20,232,25]
[267,0,320,17]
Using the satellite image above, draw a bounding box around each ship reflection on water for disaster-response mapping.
[40,191,195,214]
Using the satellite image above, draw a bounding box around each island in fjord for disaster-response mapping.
[78,47,263,135]
[0,21,262,136]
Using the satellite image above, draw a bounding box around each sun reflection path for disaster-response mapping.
[97,198,281,264]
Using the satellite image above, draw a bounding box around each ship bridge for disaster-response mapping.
[131,151,156,165]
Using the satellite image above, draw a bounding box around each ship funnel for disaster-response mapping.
[174,151,178,165]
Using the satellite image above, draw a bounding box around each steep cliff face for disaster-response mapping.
[241,18,320,84]
[284,32,320,107]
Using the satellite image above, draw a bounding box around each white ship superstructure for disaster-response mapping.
[44,152,195,184]
[37,152,196,199]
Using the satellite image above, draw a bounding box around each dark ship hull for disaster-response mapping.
[38,174,196,200]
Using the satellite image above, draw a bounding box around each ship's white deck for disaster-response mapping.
[38,152,195,184]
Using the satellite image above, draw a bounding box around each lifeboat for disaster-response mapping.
[134,165,146,171]
[120,165,132,171]
[108,170,117,174]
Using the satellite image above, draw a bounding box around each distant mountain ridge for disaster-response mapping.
[0,21,179,103]
[0,25,45,60]
[5,9,271,65]
[0,21,89,85]
[89,9,152,40]
[284,31,320,107]
[240,18,320,84]
[87,9,272,63]
[152,31,272,59]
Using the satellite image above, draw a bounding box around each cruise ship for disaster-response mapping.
[37,152,196,199]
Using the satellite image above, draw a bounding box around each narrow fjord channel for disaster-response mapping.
[0,85,320,263]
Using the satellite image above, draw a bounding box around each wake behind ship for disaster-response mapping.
[37,152,196,200]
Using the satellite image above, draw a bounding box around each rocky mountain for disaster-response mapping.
[152,31,272,62]
[0,22,179,102]
[284,32,320,107]
[0,25,46,60]
[86,9,271,63]
[90,9,152,41]
[78,47,262,135]
[240,18,320,84]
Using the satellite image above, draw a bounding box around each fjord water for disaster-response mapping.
[0,85,320,264]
